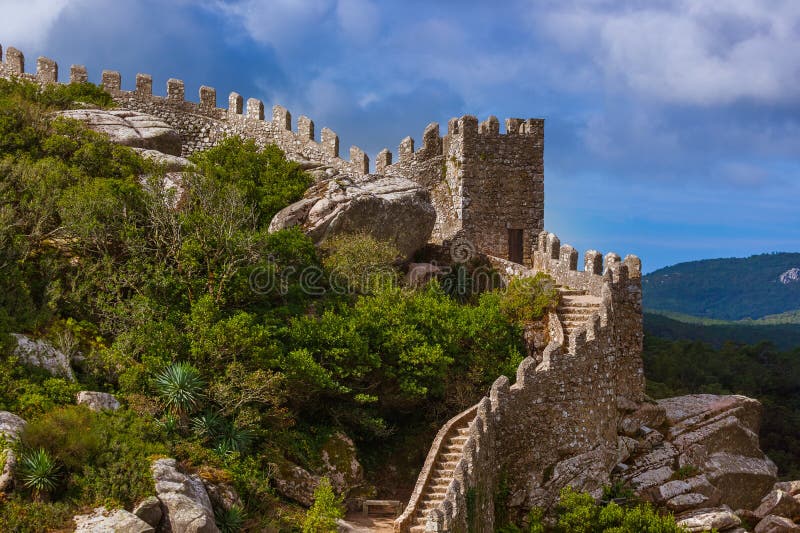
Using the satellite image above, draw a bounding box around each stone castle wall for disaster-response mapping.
[0,44,544,265]
[398,233,644,532]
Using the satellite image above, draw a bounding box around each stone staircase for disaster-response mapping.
[406,420,473,532]
[556,286,602,338]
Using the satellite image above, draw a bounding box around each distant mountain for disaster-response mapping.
[643,253,800,320]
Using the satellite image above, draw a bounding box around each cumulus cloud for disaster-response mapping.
[0,0,75,49]
[535,0,800,105]
[210,0,333,51]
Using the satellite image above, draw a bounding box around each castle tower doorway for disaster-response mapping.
[508,228,524,264]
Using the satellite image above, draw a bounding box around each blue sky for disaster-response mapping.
[3,0,799,272]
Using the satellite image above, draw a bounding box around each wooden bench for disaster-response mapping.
[362,499,403,517]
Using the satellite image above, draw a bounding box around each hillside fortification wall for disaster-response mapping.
[397,233,644,532]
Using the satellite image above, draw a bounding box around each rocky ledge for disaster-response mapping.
[615,394,800,532]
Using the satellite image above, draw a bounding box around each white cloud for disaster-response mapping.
[536,0,800,105]
[0,0,74,49]
[211,0,333,50]
[336,0,379,43]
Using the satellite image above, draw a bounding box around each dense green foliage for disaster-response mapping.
[188,136,313,226]
[499,273,559,323]
[644,335,800,479]
[0,77,545,529]
[499,488,684,533]
[643,252,800,320]
[644,311,800,351]
[551,488,684,533]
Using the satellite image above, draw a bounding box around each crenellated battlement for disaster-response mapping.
[0,45,375,174]
[532,230,641,297]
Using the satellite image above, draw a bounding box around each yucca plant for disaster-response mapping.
[18,448,60,501]
[216,422,254,454]
[154,362,206,417]
[215,504,247,533]
[191,410,225,440]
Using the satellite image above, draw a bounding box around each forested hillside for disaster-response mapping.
[644,311,800,351]
[643,253,800,320]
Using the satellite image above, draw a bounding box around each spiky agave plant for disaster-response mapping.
[155,362,206,417]
[216,421,254,454]
[191,410,225,440]
[18,448,60,501]
[215,504,247,533]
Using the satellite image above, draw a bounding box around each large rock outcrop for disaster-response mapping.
[77,391,121,412]
[56,109,182,156]
[660,394,778,511]
[269,174,436,259]
[73,507,154,533]
[151,458,219,533]
[12,334,75,380]
[0,411,26,492]
[270,434,370,509]
[612,394,794,532]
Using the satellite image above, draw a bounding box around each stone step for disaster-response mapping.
[411,525,426,532]
[449,435,468,444]
[457,427,471,435]
[562,314,591,320]
[441,452,461,461]
[559,299,601,307]
[420,499,444,510]
[557,288,586,295]
[431,469,454,480]
[558,305,596,312]
[435,460,459,470]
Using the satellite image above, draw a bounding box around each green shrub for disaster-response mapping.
[302,477,344,533]
[19,406,167,507]
[188,136,312,226]
[499,273,559,323]
[670,465,699,481]
[0,354,81,419]
[0,495,73,533]
[554,487,685,533]
[321,232,399,295]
